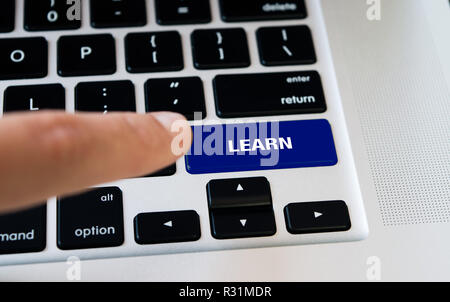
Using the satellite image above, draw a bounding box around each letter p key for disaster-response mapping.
[81,46,92,59]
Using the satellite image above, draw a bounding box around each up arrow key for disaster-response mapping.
[236,184,244,191]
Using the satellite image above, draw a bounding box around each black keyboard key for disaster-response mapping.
[210,208,276,239]
[219,0,307,22]
[284,201,351,234]
[257,26,316,66]
[125,31,184,73]
[140,164,177,178]
[191,28,250,70]
[57,187,124,250]
[207,177,276,240]
[155,0,211,25]
[90,0,146,28]
[3,84,65,113]
[57,34,116,77]
[145,77,206,120]
[24,0,81,31]
[207,177,272,210]
[0,205,47,255]
[214,71,327,118]
[0,37,48,80]
[0,0,15,33]
[134,210,201,245]
[75,80,136,113]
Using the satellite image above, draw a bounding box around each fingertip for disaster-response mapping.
[151,111,188,132]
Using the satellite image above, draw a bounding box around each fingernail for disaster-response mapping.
[152,112,186,131]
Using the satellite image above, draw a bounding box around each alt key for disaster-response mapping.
[57,187,124,250]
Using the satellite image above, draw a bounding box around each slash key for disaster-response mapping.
[257,26,317,66]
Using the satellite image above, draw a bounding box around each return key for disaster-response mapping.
[213,71,327,118]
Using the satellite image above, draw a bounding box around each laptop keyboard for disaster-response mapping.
[0,0,368,264]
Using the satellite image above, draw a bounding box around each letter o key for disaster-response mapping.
[10,50,25,63]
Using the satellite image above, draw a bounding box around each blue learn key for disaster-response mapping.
[185,119,338,174]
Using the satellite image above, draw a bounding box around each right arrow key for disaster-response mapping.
[284,201,351,234]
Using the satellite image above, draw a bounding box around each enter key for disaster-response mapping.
[213,71,327,118]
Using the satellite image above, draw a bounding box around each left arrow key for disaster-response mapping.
[134,210,201,245]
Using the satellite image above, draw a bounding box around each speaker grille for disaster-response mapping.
[326,0,450,226]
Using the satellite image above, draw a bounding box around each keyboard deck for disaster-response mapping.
[0,0,368,266]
